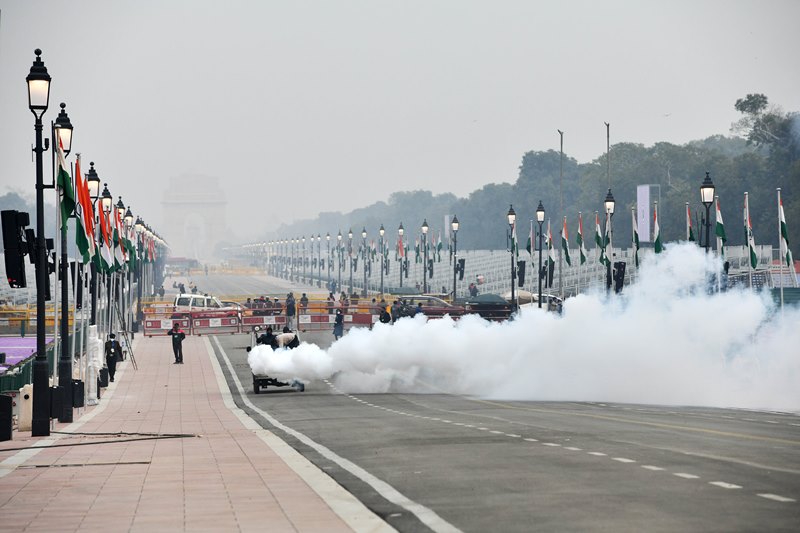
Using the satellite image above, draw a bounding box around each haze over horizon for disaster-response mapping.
[1,0,798,244]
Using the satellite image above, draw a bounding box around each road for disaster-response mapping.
[196,273,800,531]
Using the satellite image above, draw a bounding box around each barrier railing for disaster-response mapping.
[143,315,190,336]
[192,315,239,336]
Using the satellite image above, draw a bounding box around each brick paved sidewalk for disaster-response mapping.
[0,336,390,532]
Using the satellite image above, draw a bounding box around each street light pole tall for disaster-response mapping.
[361,228,368,297]
[451,216,459,299]
[317,234,322,287]
[398,223,405,288]
[506,206,516,310]
[337,231,342,292]
[348,229,354,295]
[421,219,429,293]
[326,233,331,290]
[700,172,715,253]
[54,102,74,424]
[604,189,616,292]
[536,202,545,309]
[86,162,101,325]
[379,225,385,295]
[28,49,52,437]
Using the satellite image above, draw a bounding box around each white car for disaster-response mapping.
[173,293,234,313]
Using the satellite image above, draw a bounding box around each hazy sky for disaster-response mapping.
[1,0,798,243]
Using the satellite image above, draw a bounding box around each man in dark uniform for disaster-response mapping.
[104,333,122,382]
[256,326,275,347]
[171,322,186,364]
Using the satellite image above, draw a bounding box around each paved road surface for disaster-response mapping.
[181,273,800,531]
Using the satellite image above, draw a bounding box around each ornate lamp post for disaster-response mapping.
[700,172,715,253]
[100,184,113,335]
[398,223,405,288]
[27,48,52,436]
[506,205,517,310]
[421,219,429,293]
[451,215,459,299]
[326,232,331,290]
[604,189,616,291]
[379,224,385,295]
[361,228,368,297]
[348,229,354,295]
[337,231,343,292]
[536,202,545,308]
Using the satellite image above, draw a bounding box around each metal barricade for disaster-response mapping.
[298,313,335,332]
[143,315,190,337]
[241,315,287,331]
[192,314,240,336]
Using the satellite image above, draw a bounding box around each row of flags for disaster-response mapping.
[55,141,159,274]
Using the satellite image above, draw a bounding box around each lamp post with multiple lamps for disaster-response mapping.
[379,225,385,295]
[700,172,715,252]
[421,219,429,294]
[316,234,322,287]
[536,202,545,308]
[361,228,368,297]
[398,223,405,288]
[326,233,331,290]
[451,215,459,300]
[506,205,517,311]
[27,48,53,436]
[302,236,306,283]
[604,189,616,291]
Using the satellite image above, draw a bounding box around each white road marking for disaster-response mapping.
[442,420,452,423]
[674,473,700,479]
[464,425,475,428]
[212,337,458,533]
[613,458,636,463]
[542,443,561,447]
[489,430,504,434]
[757,493,796,503]
[477,427,489,431]
[641,465,665,471]
[564,447,582,451]
[505,434,521,438]
[765,420,778,424]
[524,438,539,442]
[709,481,742,490]
[789,423,800,427]
[587,452,607,456]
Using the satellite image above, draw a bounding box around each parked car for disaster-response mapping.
[395,295,465,319]
[172,294,239,318]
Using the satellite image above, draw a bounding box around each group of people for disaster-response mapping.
[256,326,301,350]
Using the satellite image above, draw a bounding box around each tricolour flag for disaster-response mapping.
[577,212,587,265]
[562,216,571,266]
[526,222,533,255]
[56,138,75,231]
[715,196,727,259]
[686,203,696,242]
[654,202,664,254]
[74,156,95,264]
[631,207,640,267]
[595,212,608,265]
[744,192,757,269]
[511,219,518,259]
[97,204,114,271]
[779,190,794,269]
[547,219,556,268]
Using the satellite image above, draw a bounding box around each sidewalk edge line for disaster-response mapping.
[204,336,399,533]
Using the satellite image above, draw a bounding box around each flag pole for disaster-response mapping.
[53,180,61,390]
[715,195,722,293]
[745,192,753,289]
[778,188,784,311]
[576,213,581,295]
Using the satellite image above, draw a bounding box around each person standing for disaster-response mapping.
[104,333,122,382]
[171,322,186,364]
[333,309,344,340]
[299,293,309,314]
[286,293,296,329]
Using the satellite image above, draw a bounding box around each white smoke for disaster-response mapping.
[247,243,800,411]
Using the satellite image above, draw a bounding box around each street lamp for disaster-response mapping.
[53,101,75,423]
[379,224,385,295]
[337,231,342,292]
[398,222,405,288]
[700,172,715,253]
[302,236,306,284]
[506,205,517,310]
[326,232,331,290]
[361,227,368,297]
[27,49,52,436]
[536,202,545,308]
[348,228,353,295]
[604,188,615,291]
[317,234,322,287]
[451,215,459,300]
[421,219,429,293]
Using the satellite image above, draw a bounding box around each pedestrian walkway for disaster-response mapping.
[0,336,391,532]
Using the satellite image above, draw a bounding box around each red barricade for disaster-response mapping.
[144,315,190,337]
[241,315,287,330]
[192,313,239,336]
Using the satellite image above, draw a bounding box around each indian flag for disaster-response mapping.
[511,219,518,260]
[631,207,640,268]
[686,203,696,242]
[547,219,556,269]
[97,204,114,272]
[74,156,95,264]
[561,216,571,266]
[577,212,587,265]
[715,196,727,259]
[779,190,794,268]
[56,137,75,231]
[744,192,758,269]
[595,212,607,265]
[654,202,664,254]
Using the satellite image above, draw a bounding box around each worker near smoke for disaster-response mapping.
[171,322,186,364]
[104,333,122,382]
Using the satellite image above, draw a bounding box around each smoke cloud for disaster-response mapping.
[248,244,800,411]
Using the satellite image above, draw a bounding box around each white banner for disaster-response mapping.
[637,185,651,242]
